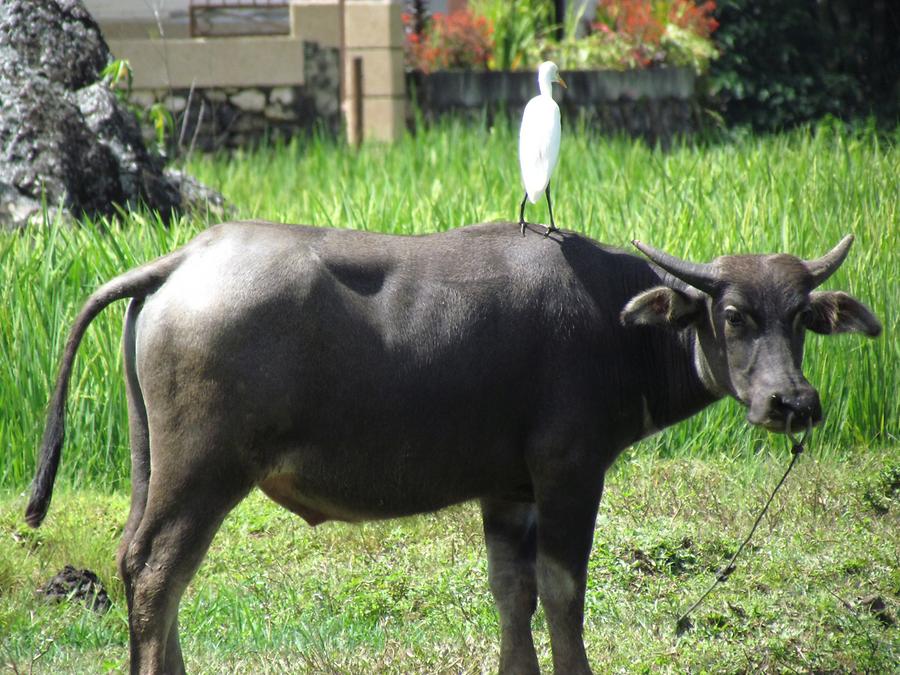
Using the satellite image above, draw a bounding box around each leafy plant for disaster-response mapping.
[100,57,173,154]
[530,2,633,71]
[708,0,900,130]
[101,59,133,101]
[146,103,175,154]
[661,23,718,72]
[469,0,555,70]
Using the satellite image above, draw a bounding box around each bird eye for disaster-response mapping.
[724,307,744,327]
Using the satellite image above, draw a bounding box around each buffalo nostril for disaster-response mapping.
[770,391,822,423]
[770,393,807,418]
[770,393,791,413]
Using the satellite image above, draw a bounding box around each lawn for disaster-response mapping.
[1,120,897,672]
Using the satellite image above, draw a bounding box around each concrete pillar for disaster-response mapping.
[291,0,406,143]
[290,0,341,46]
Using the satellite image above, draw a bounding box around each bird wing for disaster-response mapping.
[519,96,561,203]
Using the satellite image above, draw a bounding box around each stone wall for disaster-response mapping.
[130,42,339,152]
[410,68,701,146]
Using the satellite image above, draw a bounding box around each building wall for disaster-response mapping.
[83,0,187,21]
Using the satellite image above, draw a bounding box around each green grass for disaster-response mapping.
[0,120,897,671]
[1,120,896,489]
[1,451,897,672]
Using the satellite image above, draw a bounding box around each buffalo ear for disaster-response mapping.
[807,291,882,337]
[621,287,703,329]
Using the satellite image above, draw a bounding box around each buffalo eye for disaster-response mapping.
[724,306,745,328]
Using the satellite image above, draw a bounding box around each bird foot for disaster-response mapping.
[544,225,558,237]
[519,220,527,237]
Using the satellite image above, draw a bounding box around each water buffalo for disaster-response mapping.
[26,221,881,674]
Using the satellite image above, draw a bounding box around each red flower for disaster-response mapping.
[669,0,719,38]
[404,9,494,73]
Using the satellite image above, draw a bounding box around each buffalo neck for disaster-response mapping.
[582,258,721,449]
[640,272,721,435]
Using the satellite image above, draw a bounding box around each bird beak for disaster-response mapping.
[557,75,568,89]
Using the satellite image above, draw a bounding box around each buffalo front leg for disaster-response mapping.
[481,498,540,675]
[122,463,249,674]
[534,474,604,674]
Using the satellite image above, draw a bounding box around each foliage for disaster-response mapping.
[530,3,634,72]
[468,0,555,71]
[660,23,717,72]
[709,0,900,130]
[667,0,719,38]
[1,450,897,671]
[401,9,494,73]
[533,0,719,73]
[145,103,175,152]
[403,1,719,73]
[101,58,174,153]
[100,58,133,97]
[0,122,896,491]
[858,462,900,515]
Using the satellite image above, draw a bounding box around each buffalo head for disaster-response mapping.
[621,236,882,433]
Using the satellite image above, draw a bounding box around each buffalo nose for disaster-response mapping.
[770,390,822,429]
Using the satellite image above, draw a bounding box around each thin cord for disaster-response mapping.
[675,416,811,635]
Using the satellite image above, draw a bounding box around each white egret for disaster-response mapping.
[518,61,566,236]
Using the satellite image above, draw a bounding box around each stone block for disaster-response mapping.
[344,1,403,49]
[270,86,295,106]
[108,36,305,89]
[231,89,267,112]
[265,103,297,121]
[129,90,158,109]
[203,89,228,103]
[164,94,187,113]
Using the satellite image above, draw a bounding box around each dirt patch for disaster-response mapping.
[857,594,894,627]
[36,565,111,614]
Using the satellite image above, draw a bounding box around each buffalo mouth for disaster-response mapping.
[750,414,821,434]
[746,393,823,434]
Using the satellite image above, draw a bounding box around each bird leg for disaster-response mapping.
[519,192,529,236]
[544,185,558,237]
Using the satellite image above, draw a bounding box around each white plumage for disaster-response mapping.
[519,89,560,204]
[518,61,566,235]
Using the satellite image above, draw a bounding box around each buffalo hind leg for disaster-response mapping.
[534,474,604,674]
[481,498,540,675]
[117,299,151,619]
[122,463,249,674]
[118,300,194,672]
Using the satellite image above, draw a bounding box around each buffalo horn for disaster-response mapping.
[805,234,854,288]
[632,241,717,294]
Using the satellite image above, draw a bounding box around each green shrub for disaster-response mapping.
[709,0,900,129]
